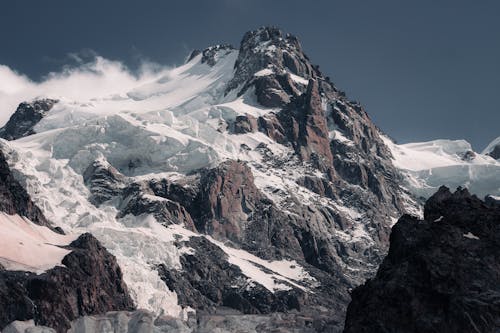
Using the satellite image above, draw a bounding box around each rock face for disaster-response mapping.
[83,159,126,206]
[344,186,500,333]
[0,233,135,333]
[487,144,500,160]
[0,99,58,140]
[157,236,305,315]
[0,150,52,230]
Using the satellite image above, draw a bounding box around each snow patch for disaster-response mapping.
[0,212,75,273]
[463,232,479,240]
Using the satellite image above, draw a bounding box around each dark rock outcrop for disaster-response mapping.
[157,236,306,315]
[0,233,135,333]
[226,27,318,95]
[0,99,57,140]
[0,150,52,230]
[201,44,235,66]
[117,180,197,231]
[487,144,500,160]
[83,159,126,206]
[344,186,500,333]
[231,114,258,134]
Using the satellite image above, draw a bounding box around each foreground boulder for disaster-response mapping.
[344,186,500,333]
[0,233,135,333]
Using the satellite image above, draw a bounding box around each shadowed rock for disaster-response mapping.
[344,186,500,333]
[0,233,135,333]
[0,99,58,140]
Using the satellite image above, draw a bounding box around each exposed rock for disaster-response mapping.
[118,181,197,230]
[0,150,53,230]
[231,114,258,134]
[191,160,265,242]
[226,27,317,95]
[0,233,135,333]
[461,149,476,161]
[157,236,306,315]
[201,44,235,66]
[83,159,126,206]
[186,49,201,63]
[344,186,500,333]
[278,79,333,166]
[487,144,500,160]
[0,99,58,141]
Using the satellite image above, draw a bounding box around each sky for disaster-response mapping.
[0,0,499,150]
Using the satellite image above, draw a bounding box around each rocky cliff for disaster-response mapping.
[344,186,500,333]
[0,234,135,333]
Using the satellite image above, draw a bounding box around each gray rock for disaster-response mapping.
[0,99,57,141]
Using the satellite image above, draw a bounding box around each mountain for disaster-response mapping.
[344,187,500,333]
[0,26,498,332]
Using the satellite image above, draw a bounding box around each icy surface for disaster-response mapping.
[0,212,75,273]
[383,136,500,198]
[0,50,317,317]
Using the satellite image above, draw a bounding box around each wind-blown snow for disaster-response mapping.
[383,136,500,198]
[0,212,75,273]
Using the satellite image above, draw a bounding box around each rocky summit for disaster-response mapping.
[0,26,499,333]
[344,186,500,333]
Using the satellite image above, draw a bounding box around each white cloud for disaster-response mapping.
[0,55,170,127]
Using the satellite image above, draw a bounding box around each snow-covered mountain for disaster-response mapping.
[383,137,500,199]
[0,27,498,332]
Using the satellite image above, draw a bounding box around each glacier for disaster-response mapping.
[383,137,500,199]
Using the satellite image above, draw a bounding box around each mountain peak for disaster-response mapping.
[240,26,302,51]
[226,27,317,95]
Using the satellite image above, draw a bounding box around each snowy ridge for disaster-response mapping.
[383,136,500,198]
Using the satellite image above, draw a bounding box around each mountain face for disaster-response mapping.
[344,186,500,333]
[0,26,498,332]
[0,146,134,332]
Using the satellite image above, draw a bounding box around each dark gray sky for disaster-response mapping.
[1,0,499,149]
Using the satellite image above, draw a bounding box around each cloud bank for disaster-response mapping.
[0,56,170,126]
